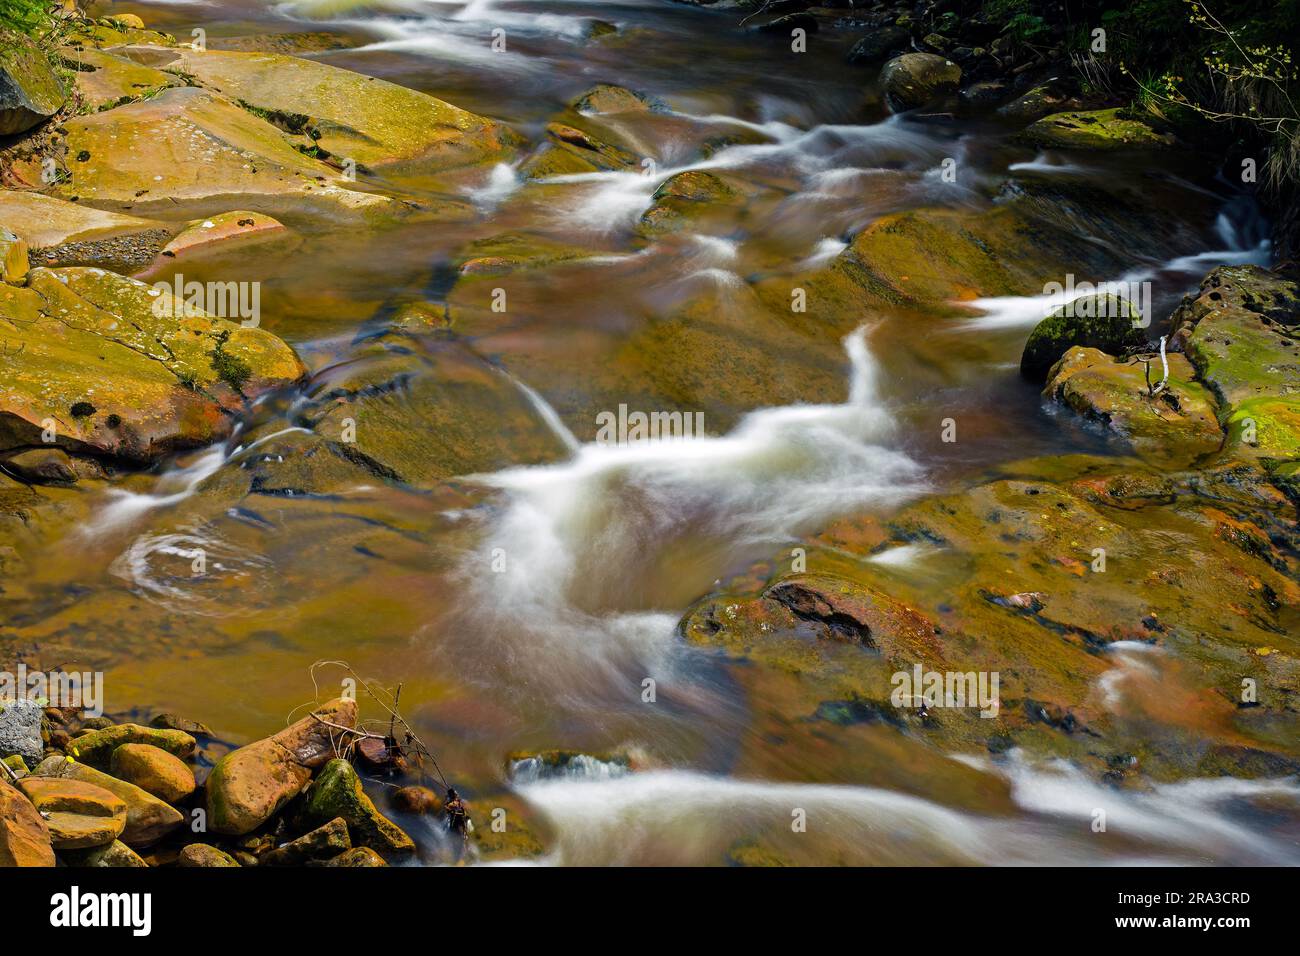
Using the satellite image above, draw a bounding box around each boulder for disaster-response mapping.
[0,778,55,866]
[0,267,306,464]
[1044,347,1224,468]
[880,53,961,110]
[0,32,65,135]
[1169,266,1300,468]
[17,776,127,849]
[60,839,148,867]
[570,83,663,115]
[134,47,519,172]
[997,84,1081,123]
[391,785,441,815]
[1024,108,1175,150]
[320,846,387,866]
[638,170,744,236]
[204,698,356,835]
[301,758,415,853]
[260,816,350,865]
[149,713,213,736]
[0,698,43,765]
[1020,293,1147,383]
[69,722,196,764]
[846,25,910,65]
[33,756,184,845]
[110,743,196,803]
[177,843,240,867]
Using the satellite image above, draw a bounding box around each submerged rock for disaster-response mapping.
[205,698,356,836]
[391,785,441,815]
[1020,293,1147,383]
[302,758,415,853]
[570,83,663,115]
[1044,347,1223,467]
[302,335,571,486]
[0,777,55,866]
[1024,108,1175,151]
[880,53,961,110]
[677,458,1300,778]
[0,32,65,135]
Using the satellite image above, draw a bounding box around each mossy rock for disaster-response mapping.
[0,190,166,250]
[34,756,184,846]
[880,53,961,110]
[151,47,520,172]
[1045,347,1223,468]
[676,460,1300,777]
[0,266,304,464]
[60,839,148,867]
[177,843,240,867]
[570,83,664,115]
[302,759,414,853]
[53,86,399,223]
[1023,108,1175,151]
[60,46,177,112]
[1021,293,1147,383]
[638,171,744,236]
[0,31,67,136]
[1175,266,1300,410]
[1224,397,1300,462]
[68,723,196,764]
[302,335,571,486]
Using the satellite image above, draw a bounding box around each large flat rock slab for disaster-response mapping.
[52,86,397,223]
[125,47,520,173]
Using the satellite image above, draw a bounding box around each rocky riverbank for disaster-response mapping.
[1,2,1298,865]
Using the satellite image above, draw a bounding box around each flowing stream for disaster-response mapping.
[12,0,1295,865]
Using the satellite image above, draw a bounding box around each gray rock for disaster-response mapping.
[0,699,43,766]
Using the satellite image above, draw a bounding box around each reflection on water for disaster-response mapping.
[11,0,1290,864]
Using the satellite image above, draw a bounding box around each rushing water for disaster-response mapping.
[11,0,1292,865]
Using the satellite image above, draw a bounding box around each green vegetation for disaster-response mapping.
[0,0,49,34]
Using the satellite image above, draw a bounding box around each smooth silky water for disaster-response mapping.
[10,0,1294,864]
